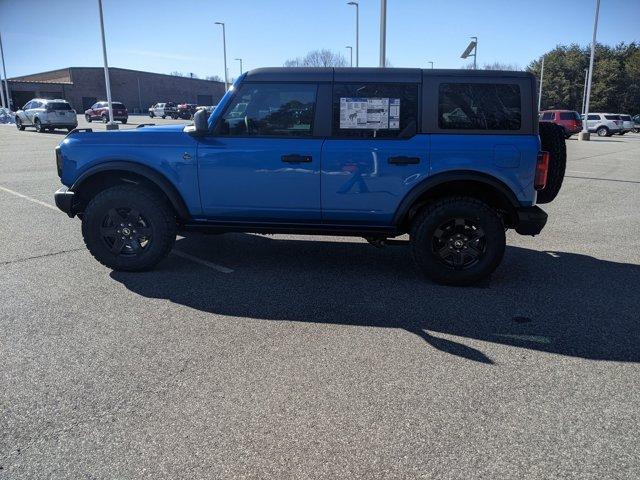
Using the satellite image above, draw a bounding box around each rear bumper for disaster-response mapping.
[515,206,547,236]
[54,186,76,217]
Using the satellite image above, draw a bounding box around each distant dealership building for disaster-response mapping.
[7,67,226,113]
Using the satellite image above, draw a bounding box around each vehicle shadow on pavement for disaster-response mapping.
[111,233,640,364]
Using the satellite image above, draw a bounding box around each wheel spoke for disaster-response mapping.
[437,245,452,259]
[107,208,122,225]
[100,225,117,237]
[454,218,465,228]
[466,244,482,260]
[110,236,125,254]
[452,251,465,268]
[128,238,141,253]
[126,209,140,225]
[468,227,485,241]
[134,227,152,238]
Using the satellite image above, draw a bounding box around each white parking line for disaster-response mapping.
[0,185,59,211]
[0,184,234,274]
[171,250,234,273]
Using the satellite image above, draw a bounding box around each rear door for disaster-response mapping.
[321,76,427,225]
[197,81,324,221]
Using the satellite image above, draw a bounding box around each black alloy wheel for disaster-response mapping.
[431,217,486,270]
[100,207,153,256]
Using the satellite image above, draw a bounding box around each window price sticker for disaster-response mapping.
[340,97,400,130]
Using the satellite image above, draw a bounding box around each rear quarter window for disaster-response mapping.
[438,83,521,130]
[559,112,580,120]
[604,115,620,120]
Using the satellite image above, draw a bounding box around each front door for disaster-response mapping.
[321,82,428,225]
[197,82,322,222]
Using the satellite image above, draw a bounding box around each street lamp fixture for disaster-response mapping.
[461,36,478,69]
[427,61,434,69]
[346,46,353,67]
[347,2,359,67]
[215,22,229,91]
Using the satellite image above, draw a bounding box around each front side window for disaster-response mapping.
[587,114,599,120]
[23,101,33,110]
[332,83,418,138]
[219,83,317,137]
[438,83,521,130]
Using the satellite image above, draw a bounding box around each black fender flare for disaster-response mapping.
[392,170,521,226]
[70,161,191,219]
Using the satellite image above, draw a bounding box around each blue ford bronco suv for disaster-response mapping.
[54,68,565,286]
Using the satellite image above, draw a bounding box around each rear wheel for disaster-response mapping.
[121,118,127,124]
[102,114,109,124]
[410,197,505,286]
[81,185,177,271]
[537,122,566,204]
[161,115,166,119]
[596,126,609,137]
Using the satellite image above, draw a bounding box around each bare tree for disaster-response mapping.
[205,75,223,82]
[169,71,186,77]
[463,62,520,71]
[284,49,348,67]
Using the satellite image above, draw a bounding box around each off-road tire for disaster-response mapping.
[15,117,25,130]
[410,197,505,286]
[82,185,177,271]
[537,122,566,204]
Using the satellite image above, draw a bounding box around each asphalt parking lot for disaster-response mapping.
[1,117,639,479]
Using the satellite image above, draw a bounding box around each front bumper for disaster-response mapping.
[54,186,76,217]
[515,206,547,236]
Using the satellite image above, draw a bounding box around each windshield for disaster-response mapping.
[47,102,72,110]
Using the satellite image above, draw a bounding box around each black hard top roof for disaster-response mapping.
[244,67,534,83]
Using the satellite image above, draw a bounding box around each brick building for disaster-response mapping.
[7,67,225,113]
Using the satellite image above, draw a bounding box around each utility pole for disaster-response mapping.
[427,61,434,69]
[0,32,10,109]
[379,0,387,67]
[97,0,117,129]
[215,22,228,91]
[347,2,359,67]
[537,56,545,112]
[235,58,243,75]
[579,0,601,141]
[346,46,353,67]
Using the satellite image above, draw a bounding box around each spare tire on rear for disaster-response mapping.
[537,122,566,204]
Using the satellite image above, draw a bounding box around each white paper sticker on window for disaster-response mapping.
[340,97,400,130]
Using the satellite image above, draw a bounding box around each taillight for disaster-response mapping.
[535,151,549,190]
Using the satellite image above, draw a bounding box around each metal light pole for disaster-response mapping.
[347,2,359,67]
[0,32,10,109]
[472,36,477,69]
[97,0,117,129]
[346,46,353,67]
[581,68,588,114]
[460,37,477,69]
[234,58,243,75]
[537,56,545,112]
[379,0,387,67]
[215,22,228,91]
[579,0,600,141]
[427,61,434,69]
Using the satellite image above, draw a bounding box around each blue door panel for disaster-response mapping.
[321,135,430,224]
[430,134,539,204]
[197,137,323,221]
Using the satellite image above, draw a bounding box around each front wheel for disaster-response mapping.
[34,118,43,133]
[161,115,166,119]
[81,185,177,271]
[102,115,109,124]
[85,114,92,123]
[596,126,609,137]
[149,112,155,118]
[410,197,505,286]
[15,117,25,130]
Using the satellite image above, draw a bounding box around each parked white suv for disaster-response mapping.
[583,113,623,137]
[618,114,634,135]
[148,102,178,119]
[15,98,78,133]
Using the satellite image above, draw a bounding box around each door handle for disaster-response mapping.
[281,154,312,163]
[388,156,420,165]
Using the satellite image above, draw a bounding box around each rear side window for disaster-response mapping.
[620,115,631,121]
[112,102,125,109]
[541,112,554,120]
[604,115,620,120]
[332,83,418,139]
[219,83,317,137]
[587,114,599,120]
[47,102,72,110]
[438,83,521,130]
[559,112,580,120]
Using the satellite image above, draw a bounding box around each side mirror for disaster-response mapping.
[193,108,209,133]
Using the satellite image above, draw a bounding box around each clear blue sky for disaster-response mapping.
[1,0,638,79]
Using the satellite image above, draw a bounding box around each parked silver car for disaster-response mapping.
[148,102,178,119]
[633,114,640,133]
[15,98,78,133]
[583,113,622,137]
[618,114,634,135]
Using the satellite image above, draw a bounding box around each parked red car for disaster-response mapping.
[539,110,582,139]
[84,101,128,124]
